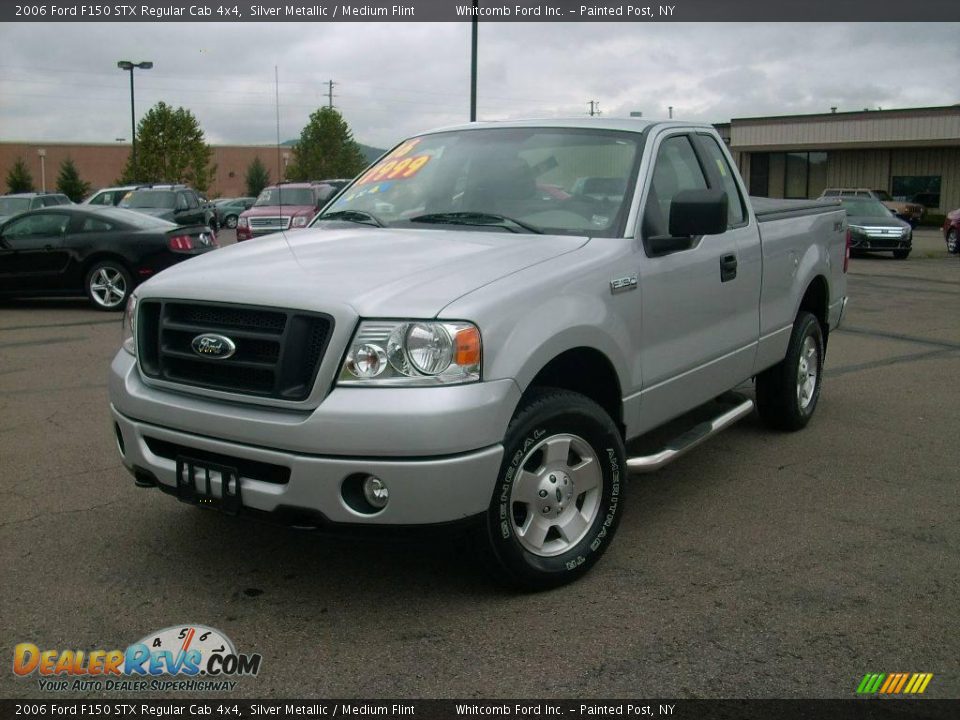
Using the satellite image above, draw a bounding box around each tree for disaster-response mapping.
[286,107,368,182]
[245,157,271,197]
[6,157,35,193]
[120,101,216,191]
[55,157,91,202]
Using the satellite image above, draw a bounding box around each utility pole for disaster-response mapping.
[470,0,478,122]
[327,80,336,109]
[588,100,601,117]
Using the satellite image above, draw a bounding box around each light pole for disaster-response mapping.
[117,60,153,179]
[37,149,47,191]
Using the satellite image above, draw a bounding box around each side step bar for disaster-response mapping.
[626,397,755,474]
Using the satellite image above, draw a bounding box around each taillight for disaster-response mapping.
[843,229,851,273]
[168,235,194,251]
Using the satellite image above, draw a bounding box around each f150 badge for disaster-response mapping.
[191,334,236,359]
[610,274,638,293]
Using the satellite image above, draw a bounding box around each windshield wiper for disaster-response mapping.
[408,212,543,234]
[316,210,385,227]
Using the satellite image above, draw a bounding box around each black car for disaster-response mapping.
[119,186,217,230]
[839,197,913,260]
[214,197,255,229]
[0,206,217,310]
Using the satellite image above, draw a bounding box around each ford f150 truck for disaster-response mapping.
[109,119,849,589]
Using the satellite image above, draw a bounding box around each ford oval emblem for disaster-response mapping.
[191,333,236,360]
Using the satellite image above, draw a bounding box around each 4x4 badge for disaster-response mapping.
[191,333,236,359]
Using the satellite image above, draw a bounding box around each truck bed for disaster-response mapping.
[751,196,841,222]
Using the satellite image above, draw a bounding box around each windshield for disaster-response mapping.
[122,190,176,209]
[841,197,893,219]
[315,127,643,236]
[0,197,31,215]
[255,187,315,207]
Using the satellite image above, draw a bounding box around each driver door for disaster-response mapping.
[0,212,72,293]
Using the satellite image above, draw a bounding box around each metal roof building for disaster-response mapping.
[722,105,960,215]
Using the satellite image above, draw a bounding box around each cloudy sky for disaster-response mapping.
[1,22,957,150]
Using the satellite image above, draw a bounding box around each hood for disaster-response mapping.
[847,215,910,230]
[137,226,588,318]
[242,204,315,216]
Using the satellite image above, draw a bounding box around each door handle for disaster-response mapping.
[720,254,738,282]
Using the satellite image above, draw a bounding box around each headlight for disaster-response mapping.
[238,217,249,228]
[339,320,481,386]
[292,215,310,228]
[121,293,137,356]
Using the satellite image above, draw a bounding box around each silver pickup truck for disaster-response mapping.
[109,119,849,589]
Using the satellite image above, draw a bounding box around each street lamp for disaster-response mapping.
[37,149,47,192]
[117,60,153,179]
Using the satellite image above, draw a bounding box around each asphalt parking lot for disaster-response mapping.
[1,228,957,700]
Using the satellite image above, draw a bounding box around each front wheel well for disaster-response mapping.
[525,347,623,437]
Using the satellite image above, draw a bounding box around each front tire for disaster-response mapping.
[755,311,824,431]
[947,229,958,255]
[480,388,626,590]
[893,249,911,260]
[225,214,239,229]
[85,260,132,311]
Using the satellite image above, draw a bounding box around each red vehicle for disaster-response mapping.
[943,208,960,255]
[236,183,332,241]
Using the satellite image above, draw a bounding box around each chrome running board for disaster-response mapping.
[626,397,755,474]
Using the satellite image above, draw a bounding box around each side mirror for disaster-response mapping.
[668,188,729,238]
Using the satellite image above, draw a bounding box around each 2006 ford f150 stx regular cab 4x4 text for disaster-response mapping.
[109,119,849,589]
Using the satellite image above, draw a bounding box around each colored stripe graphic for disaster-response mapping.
[857,673,886,694]
[857,672,933,694]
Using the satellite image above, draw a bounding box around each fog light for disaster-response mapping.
[362,476,389,509]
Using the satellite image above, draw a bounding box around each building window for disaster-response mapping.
[750,154,769,197]
[892,175,941,208]
[748,151,829,199]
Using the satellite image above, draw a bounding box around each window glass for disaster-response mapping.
[88,192,111,206]
[642,135,708,239]
[81,217,114,232]
[785,152,808,198]
[700,136,746,225]
[892,176,941,208]
[3,213,70,238]
[0,197,31,215]
[749,154,769,197]
[122,190,176,209]
[808,153,828,198]
[319,127,642,237]
[768,153,785,197]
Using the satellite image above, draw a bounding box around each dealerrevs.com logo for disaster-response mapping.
[13,625,262,692]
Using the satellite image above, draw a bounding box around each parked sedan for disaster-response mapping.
[943,208,960,255]
[839,196,913,260]
[214,196,255,229]
[0,206,217,310]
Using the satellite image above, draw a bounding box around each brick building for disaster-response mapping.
[0,142,295,199]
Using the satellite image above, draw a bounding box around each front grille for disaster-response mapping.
[144,436,290,485]
[137,300,333,401]
[249,216,290,232]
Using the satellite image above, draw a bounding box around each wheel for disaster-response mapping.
[225,214,239,229]
[755,311,824,432]
[479,388,626,590]
[893,249,911,260]
[947,229,958,255]
[85,260,132,311]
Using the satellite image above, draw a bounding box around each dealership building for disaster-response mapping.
[2,104,958,214]
[718,105,960,215]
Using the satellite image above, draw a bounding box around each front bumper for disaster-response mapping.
[113,406,503,525]
[109,351,518,524]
